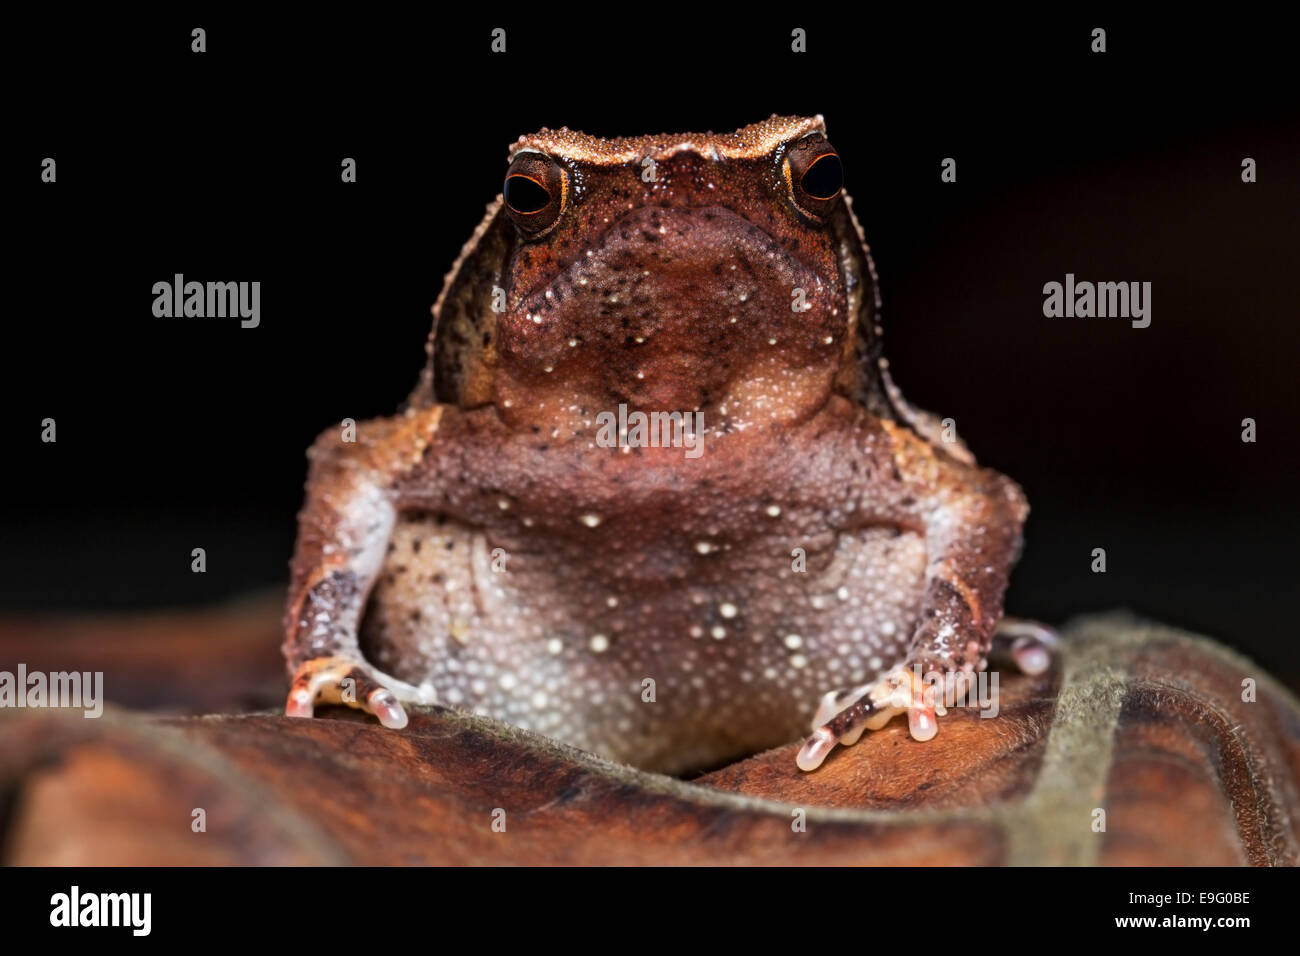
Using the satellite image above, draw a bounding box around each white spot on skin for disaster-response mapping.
[499,673,518,691]
[719,602,738,619]
[765,504,782,517]
[546,638,563,655]
[783,634,803,650]
[695,541,718,554]
[579,513,603,528]
[711,626,727,640]
[589,634,610,653]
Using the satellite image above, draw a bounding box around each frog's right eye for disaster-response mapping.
[503,152,567,237]
[783,134,843,223]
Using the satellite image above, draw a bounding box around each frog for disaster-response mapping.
[282,114,1042,776]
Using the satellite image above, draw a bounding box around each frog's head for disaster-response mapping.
[427,116,881,433]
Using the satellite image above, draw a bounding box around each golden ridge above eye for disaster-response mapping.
[784,135,843,220]
[503,152,566,236]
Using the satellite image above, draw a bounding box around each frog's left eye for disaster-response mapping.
[503,152,567,238]
[784,135,844,221]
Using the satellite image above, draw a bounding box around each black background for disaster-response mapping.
[8,12,1299,686]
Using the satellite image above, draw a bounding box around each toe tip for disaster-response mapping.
[796,728,836,771]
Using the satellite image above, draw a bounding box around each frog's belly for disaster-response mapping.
[360,515,925,775]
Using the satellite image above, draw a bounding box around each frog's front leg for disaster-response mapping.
[797,419,1030,771]
[282,406,446,728]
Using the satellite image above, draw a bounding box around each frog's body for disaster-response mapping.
[284,116,1031,774]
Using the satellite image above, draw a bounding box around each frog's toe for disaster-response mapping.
[796,727,839,772]
[798,666,937,771]
[285,655,416,729]
[994,618,1059,676]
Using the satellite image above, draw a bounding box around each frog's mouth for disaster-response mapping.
[494,204,850,413]
[586,202,827,289]
[517,203,842,336]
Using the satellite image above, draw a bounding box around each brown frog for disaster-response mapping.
[283,115,1040,775]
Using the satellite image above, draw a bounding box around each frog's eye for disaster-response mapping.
[784,135,844,221]
[503,152,567,237]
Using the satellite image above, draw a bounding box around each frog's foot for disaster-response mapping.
[285,656,430,729]
[798,665,942,771]
[993,617,1059,676]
